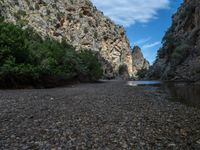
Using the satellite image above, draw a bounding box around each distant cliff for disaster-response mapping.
[148,0,200,82]
[132,46,150,76]
[0,0,134,78]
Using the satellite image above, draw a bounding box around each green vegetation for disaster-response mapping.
[94,32,98,39]
[84,27,89,34]
[0,21,103,88]
[180,5,195,19]
[157,28,175,59]
[171,44,191,65]
[157,48,165,58]
[79,50,103,81]
[14,10,27,20]
[136,69,148,79]
[162,28,180,54]
[69,0,74,4]
[118,64,128,76]
[79,12,84,18]
[157,3,197,65]
[158,26,192,66]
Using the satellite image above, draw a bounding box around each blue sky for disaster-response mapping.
[91,0,183,64]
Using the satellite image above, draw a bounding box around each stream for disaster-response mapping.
[127,80,200,109]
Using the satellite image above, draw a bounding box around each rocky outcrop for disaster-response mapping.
[0,0,133,78]
[148,0,200,82]
[132,46,150,75]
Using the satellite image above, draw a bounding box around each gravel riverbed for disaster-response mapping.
[0,81,200,149]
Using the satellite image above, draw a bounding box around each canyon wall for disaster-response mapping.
[0,0,135,78]
[148,0,200,82]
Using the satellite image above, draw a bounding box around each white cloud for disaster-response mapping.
[134,37,151,45]
[142,41,161,49]
[91,0,170,27]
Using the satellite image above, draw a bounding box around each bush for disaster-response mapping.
[162,31,179,50]
[78,50,103,81]
[118,64,128,76]
[157,48,165,58]
[0,21,103,88]
[136,69,148,79]
[171,44,191,65]
[179,5,195,19]
[160,29,176,57]
[160,27,182,59]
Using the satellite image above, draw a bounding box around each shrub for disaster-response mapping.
[162,31,178,50]
[94,32,98,38]
[157,48,165,58]
[118,64,128,76]
[0,21,102,88]
[160,27,182,59]
[78,50,103,81]
[171,44,191,65]
[179,5,195,19]
[136,69,148,79]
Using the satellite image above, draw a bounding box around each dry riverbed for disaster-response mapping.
[0,81,200,149]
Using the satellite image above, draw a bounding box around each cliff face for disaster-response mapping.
[0,0,133,78]
[132,46,150,75]
[148,0,200,81]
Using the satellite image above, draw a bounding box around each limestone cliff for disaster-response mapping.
[0,0,133,78]
[132,46,150,75]
[148,0,200,82]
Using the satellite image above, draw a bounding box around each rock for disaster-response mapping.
[180,128,187,136]
[148,0,200,81]
[0,81,200,149]
[140,142,145,146]
[168,143,176,147]
[132,46,150,76]
[50,97,54,101]
[0,0,137,78]
[122,142,128,148]
[195,81,200,85]
[197,139,200,144]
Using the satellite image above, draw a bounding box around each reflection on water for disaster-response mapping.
[128,81,200,109]
[163,82,200,108]
[127,81,162,87]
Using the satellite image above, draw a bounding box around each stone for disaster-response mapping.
[197,139,200,145]
[168,143,176,147]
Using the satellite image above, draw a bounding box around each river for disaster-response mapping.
[127,80,200,109]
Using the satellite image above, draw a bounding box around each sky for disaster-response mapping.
[91,0,183,64]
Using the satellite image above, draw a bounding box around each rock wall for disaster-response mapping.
[0,0,134,78]
[132,46,150,75]
[148,0,200,82]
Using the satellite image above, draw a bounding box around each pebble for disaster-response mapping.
[0,81,200,149]
[197,139,200,145]
[168,143,176,147]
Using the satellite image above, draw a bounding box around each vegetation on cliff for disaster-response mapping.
[0,20,103,88]
[136,69,148,79]
[0,0,133,77]
[157,25,193,66]
[148,0,200,81]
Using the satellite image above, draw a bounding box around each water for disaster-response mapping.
[127,80,200,109]
[127,80,162,87]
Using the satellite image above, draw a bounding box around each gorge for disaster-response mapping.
[1,0,200,149]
